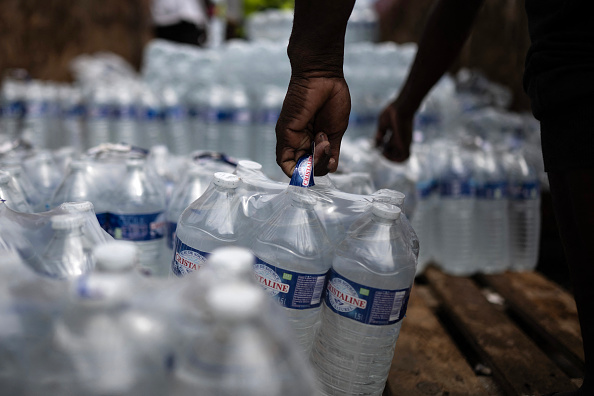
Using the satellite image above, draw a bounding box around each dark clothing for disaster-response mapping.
[523,0,594,172]
[154,20,207,46]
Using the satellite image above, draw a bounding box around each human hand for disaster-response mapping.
[276,76,350,177]
[375,100,414,162]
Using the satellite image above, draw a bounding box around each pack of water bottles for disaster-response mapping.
[338,79,545,276]
[168,155,418,396]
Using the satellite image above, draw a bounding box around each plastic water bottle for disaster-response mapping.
[165,166,212,252]
[85,86,112,149]
[253,85,284,178]
[111,86,138,146]
[172,172,242,277]
[311,202,415,396]
[173,281,319,396]
[250,187,333,355]
[218,85,253,160]
[0,170,32,213]
[59,86,85,152]
[39,214,94,279]
[60,201,113,256]
[436,144,476,275]
[50,160,95,208]
[473,145,509,273]
[506,149,541,271]
[138,85,163,148]
[22,81,51,148]
[22,151,62,211]
[1,162,42,211]
[36,240,171,396]
[161,87,190,155]
[107,158,167,276]
[1,80,26,140]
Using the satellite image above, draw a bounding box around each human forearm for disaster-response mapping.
[288,0,355,78]
[395,0,485,116]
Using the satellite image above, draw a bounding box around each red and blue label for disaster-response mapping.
[253,257,327,310]
[171,237,209,277]
[289,154,315,188]
[325,269,410,326]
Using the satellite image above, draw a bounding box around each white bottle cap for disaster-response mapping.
[207,247,255,277]
[61,201,95,213]
[50,214,85,230]
[373,189,405,208]
[237,160,263,171]
[93,241,138,272]
[213,172,240,189]
[372,202,401,220]
[206,283,263,321]
[0,171,10,184]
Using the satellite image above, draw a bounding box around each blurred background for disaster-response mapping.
[0,0,530,110]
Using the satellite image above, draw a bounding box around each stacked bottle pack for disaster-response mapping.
[1,149,417,395]
[340,105,543,276]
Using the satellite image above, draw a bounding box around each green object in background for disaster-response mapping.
[244,0,294,17]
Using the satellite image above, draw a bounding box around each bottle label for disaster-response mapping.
[289,154,315,187]
[96,213,109,232]
[253,257,327,310]
[510,181,539,200]
[89,105,111,119]
[108,212,165,241]
[417,179,436,199]
[324,269,411,326]
[439,179,474,198]
[114,105,137,120]
[166,221,177,250]
[476,181,507,200]
[171,237,209,277]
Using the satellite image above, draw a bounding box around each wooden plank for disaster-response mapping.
[385,285,487,396]
[480,271,584,368]
[425,267,577,395]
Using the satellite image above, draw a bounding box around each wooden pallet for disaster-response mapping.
[383,266,583,396]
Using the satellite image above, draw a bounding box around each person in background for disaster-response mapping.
[275,0,593,394]
[151,0,209,46]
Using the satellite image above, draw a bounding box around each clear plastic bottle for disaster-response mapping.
[50,160,95,208]
[436,144,476,275]
[2,163,43,211]
[85,85,112,149]
[506,149,541,271]
[111,86,139,146]
[218,85,253,160]
[60,201,113,257]
[22,151,63,211]
[108,158,167,276]
[34,240,172,396]
[161,87,190,155]
[473,145,509,273]
[40,214,94,279]
[311,202,416,396]
[0,170,32,213]
[165,166,212,252]
[173,281,319,396]
[250,187,333,355]
[172,172,242,277]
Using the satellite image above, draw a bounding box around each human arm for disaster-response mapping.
[275,0,356,177]
[376,0,485,162]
